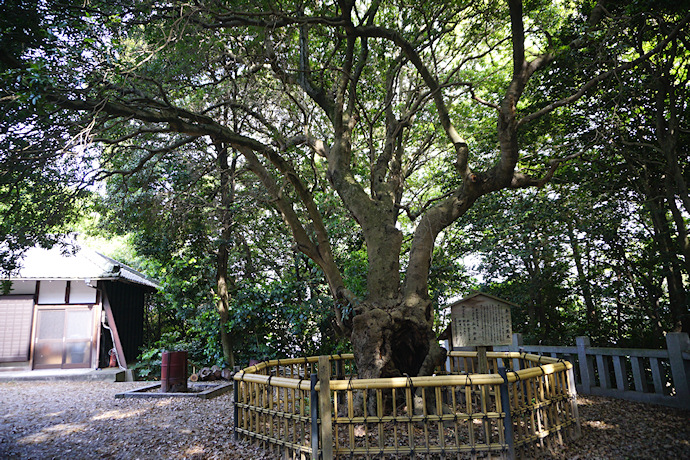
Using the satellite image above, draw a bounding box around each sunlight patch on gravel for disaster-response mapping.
[582,420,617,430]
[91,408,146,421]
[155,399,175,407]
[19,423,88,445]
[185,444,206,456]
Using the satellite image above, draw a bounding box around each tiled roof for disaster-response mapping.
[4,243,159,289]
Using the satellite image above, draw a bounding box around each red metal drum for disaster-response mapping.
[161,351,188,392]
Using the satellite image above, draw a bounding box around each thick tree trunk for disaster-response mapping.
[351,298,444,379]
[362,206,403,302]
[349,202,453,380]
[216,143,236,367]
[341,216,450,380]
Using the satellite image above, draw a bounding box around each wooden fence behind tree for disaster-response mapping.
[233,352,580,459]
[493,332,690,410]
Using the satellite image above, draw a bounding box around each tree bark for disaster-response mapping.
[642,173,688,332]
[654,69,690,276]
[215,142,236,367]
[566,217,599,332]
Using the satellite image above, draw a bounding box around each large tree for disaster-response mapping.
[0,0,93,275]
[3,0,689,379]
[540,1,690,335]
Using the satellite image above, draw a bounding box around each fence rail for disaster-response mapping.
[234,352,580,459]
[493,332,690,410]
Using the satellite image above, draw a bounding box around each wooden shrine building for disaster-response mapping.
[0,243,158,375]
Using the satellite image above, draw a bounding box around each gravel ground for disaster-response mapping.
[0,381,688,459]
[547,395,689,459]
[0,381,269,460]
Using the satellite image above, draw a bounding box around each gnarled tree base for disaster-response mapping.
[351,300,446,379]
[349,300,446,416]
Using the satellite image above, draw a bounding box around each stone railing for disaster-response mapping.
[493,332,690,410]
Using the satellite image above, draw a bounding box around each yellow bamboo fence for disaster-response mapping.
[233,352,581,459]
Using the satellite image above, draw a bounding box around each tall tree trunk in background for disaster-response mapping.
[522,253,541,333]
[566,217,598,333]
[216,142,236,367]
[656,73,690,331]
[642,172,688,332]
[650,63,690,332]
[665,180,690,274]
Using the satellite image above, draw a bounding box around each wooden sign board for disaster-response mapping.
[450,293,513,347]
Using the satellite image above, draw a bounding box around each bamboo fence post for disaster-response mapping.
[318,356,334,460]
[497,367,515,460]
[335,358,345,410]
[310,373,319,460]
[477,346,492,445]
[233,379,239,440]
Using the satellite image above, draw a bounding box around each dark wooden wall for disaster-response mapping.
[102,281,151,365]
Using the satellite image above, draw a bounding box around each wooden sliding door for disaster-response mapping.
[33,306,95,369]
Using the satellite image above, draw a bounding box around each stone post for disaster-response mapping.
[666,332,690,407]
[511,333,524,370]
[511,333,524,349]
[576,336,594,394]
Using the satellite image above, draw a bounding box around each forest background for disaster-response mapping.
[1,0,689,376]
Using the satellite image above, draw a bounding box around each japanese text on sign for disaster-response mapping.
[451,303,512,347]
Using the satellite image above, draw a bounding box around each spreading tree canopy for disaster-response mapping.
[2,0,689,378]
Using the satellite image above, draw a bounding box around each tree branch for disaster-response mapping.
[509,150,587,189]
[355,24,471,178]
[97,135,200,179]
[517,12,690,129]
